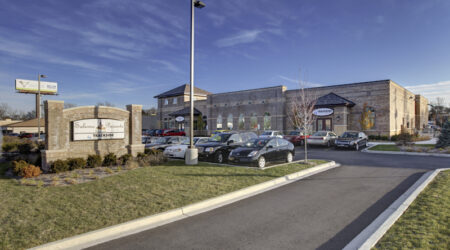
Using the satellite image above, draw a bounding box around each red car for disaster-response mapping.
[19,133,33,139]
[162,129,186,136]
[283,131,310,146]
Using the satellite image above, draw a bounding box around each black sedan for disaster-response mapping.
[334,131,368,150]
[228,138,295,168]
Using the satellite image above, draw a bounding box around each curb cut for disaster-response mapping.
[31,161,339,250]
[343,167,450,250]
[362,146,450,158]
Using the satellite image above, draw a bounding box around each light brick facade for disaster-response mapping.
[156,80,428,137]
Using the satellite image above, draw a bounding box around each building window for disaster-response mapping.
[164,99,169,105]
[264,112,271,130]
[238,114,245,130]
[217,114,222,129]
[227,114,233,130]
[173,97,177,105]
[250,113,258,130]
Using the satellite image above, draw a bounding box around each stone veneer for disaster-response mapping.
[41,100,144,171]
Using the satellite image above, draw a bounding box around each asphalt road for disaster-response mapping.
[89,146,449,250]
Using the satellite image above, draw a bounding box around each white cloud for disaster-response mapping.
[406,81,450,105]
[207,13,225,27]
[278,75,323,88]
[215,30,263,48]
[151,59,183,74]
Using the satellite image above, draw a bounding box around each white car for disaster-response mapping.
[259,130,284,138]
[163,137,209,159]
[307,131,338,147]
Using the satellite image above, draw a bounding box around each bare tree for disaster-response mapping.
[96,101,115,107]
[64,103,77,109]
[287,84,317,163]
[0,103,10,119]
[142,107,157,116]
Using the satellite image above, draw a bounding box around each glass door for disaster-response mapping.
[316,118,332,131]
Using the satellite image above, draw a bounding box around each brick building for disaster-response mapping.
[155,80,428,137]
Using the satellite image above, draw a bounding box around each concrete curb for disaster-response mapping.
[362,146,450,158]
[31,161,339,250]
[343,168,450,250]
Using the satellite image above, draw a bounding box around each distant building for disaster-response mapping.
[2,118,45,134]
[0,118,23,134]
[154,80,428,137]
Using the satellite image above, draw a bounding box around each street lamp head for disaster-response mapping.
[40,74,47,78]
[194,0,205,8]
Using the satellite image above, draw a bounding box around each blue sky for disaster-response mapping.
[1,0,449,112]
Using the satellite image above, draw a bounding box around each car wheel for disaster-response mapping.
[257,156,266,168]
[355,143,359,151]
[286,152,293,163]
[215,152,224,163]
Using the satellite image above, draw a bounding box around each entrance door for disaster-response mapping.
[316,118,332,131]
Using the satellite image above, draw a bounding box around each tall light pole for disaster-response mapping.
[186,0,205,165]
[37,74,47,140]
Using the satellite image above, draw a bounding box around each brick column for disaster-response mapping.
[42,100,66,171]
[126,104,145,156]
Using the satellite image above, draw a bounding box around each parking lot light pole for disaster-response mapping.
[37,74,47,140]
[186,0,205,165]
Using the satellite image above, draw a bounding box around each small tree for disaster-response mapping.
[436,120,450,148]
[288,85,317,163]
[359,103,374,131]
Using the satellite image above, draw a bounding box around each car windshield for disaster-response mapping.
[341,132,358,138]
[313,131,327,136]
[261,131,272,135]
[208,133,232,142]
[244,138,270,148]
[181,137,190,144]
[289,131,300,135]
[155,137,169,144]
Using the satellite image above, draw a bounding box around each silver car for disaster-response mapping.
[307,131,337,147]
[259,130,284,138]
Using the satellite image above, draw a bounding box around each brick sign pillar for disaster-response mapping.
[126,104,145,156]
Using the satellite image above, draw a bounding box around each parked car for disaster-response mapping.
[334,131,368,150]
[228,138,295,168]
[19,133,33,139]
[162,129,186,136]
[163,137,209,158]
[197,132,257,163]
[7,133,20,137]
[211,130,230,136]
[284,130,310,146]
[145,136,186,151]
[259,130,284,138]
[307,131,337,147]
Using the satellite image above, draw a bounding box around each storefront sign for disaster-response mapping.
[73,119,124,141]
[15,79,58,94]
[313,108,334,116]
[175,116,184,122]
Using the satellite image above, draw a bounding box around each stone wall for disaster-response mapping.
[206,86,286,133]
[415,95,429,131]
[389,81,417,135]
[41,100,144,171]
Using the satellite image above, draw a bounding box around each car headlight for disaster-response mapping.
[247,150,258,157]
[205,147,215,152]
[174,148,182,152]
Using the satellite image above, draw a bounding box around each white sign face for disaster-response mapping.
[15,79,58,94]
[175,116,184,122]
[73,119,125,141]
[313,108,334,116]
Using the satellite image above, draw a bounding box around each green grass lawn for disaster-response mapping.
[369,145,401,151]
[0,160,326,249]
[374,170,450,249]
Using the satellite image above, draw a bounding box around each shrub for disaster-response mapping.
[18,140,35,154]
[137,152,167,166]
[22,164,42,178]
[13,160,29,176]
[52,159,69,173]
[67,158,87,170]
[436,120,450,148]
[103,153,117,166]
[145,148,159,155]
[2,142,19,152]
[137,152,146,159]
[87,155,102,168]
[390,134,399,141]
[118,154,132,165]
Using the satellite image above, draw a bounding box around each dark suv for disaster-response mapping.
[197,132,257,163]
